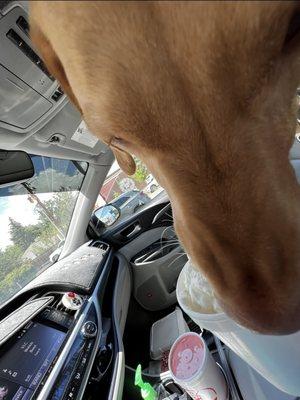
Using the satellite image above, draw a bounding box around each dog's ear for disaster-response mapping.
[111,146,136,176]
[30,21,82,114]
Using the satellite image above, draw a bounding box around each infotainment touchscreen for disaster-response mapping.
[0,321,65,400]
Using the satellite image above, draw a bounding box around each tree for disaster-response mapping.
[33,191,77,247]
[9,218,40,251]
[112,191,121,199]
[0,244,23,280]
[0,177,83,303]
[133,159,149,183]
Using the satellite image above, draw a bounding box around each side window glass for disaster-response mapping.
[94,159,164,226]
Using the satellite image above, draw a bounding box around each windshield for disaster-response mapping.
[0,155,87,305]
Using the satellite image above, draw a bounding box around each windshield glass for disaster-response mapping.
[0,155,87,305]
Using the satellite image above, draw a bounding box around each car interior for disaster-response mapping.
[1,2,300,400]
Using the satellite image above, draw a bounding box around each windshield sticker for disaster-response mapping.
[71,121,98,148]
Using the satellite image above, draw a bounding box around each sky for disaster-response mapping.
[109,160,120,176]
[0,193,52,250]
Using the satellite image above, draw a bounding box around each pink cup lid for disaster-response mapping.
[169,333,206,382]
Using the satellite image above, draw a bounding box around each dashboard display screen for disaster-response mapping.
[0,322,65,399]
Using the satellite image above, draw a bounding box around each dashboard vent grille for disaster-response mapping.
[90,241,109,252]
[56,303,76,316]
[48,293,76,316]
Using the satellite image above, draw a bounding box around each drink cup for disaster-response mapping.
[168,332,227,400]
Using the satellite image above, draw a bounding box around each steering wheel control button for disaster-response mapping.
[81,321,97,338]
[62,292,83,311]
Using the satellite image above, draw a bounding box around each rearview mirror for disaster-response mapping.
[0,150,34,186]
[94,204,120,227]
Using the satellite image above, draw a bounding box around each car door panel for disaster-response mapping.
[101,200,171,246]
[101,199,187,311]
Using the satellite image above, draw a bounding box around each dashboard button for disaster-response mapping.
[65,385,78,400]
[86,340,93,351]
[73,371,81,382]
[81,321,97,338]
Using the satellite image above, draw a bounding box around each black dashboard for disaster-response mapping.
[0,240,123,400]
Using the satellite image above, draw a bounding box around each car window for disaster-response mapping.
[94,158,164,226]
[112,195,130,208]
[0,155,87,305]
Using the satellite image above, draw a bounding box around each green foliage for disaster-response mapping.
[0,244,23,280]
[133,159,148,183]
[0,190,78,303]
[34,191,77,245]
[9,217,41,251]
[112,191,121,199]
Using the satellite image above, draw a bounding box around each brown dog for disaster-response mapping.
[30,1,300,334]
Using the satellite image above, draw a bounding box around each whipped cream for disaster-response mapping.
[177,259,222,314]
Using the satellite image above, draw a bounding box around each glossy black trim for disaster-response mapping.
[97,201,172,248]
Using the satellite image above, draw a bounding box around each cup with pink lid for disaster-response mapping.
[168,332,227,400]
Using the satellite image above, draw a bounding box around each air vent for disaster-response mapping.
[47,293,76,316]
[90,241,109,253]
[38,292,83,329]
[56,300,76,316]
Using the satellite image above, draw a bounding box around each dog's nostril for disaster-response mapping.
[285,11,300,44]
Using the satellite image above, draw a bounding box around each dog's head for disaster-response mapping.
[30,1,300,333]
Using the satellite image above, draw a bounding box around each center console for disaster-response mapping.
[0,241,129,400]
[0,291,102,400]
[48,302,99,400]
[0,321,65,399]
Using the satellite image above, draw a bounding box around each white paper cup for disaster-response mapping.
[177,264,300,396]
[168,332,227,400]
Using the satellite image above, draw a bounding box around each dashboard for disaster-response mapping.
[0,240,129,400]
